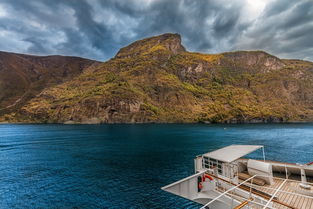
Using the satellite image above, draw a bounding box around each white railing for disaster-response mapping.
[262,179,287,209]
[200,175,257,209]
[200,174,313,209]
[161,170,207,191]
[241,175,313,201]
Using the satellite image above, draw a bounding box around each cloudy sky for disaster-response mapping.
[0,0,312,61]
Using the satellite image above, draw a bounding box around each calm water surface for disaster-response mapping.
[1,124,313,208]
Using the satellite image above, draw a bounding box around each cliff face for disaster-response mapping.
[115,33,185,59]
[1,33,313,124]
[0,51,99,116]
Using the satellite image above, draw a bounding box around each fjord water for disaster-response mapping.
[1,124,313,208]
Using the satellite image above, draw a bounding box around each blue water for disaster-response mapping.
[1,124,313,208]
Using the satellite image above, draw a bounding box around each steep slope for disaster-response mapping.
[0,51,99,116]
[2,33,313,123]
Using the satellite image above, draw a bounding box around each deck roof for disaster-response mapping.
[203,145,263,163]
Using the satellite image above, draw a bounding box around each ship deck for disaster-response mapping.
[255,178,313,209]
[236,177,313,209]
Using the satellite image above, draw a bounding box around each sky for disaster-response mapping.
[0,0,312,61]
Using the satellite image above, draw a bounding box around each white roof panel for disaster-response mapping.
[203,145,263,163]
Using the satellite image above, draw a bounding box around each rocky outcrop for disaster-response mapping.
[115,33,185,59]
[222,51,285,73]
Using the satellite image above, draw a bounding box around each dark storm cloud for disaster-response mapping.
[0,0,312,61]
[233,0,313,61]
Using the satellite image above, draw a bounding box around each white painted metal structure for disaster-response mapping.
[203,145,263,163]
[162,145,313,209]
[248,159,274,185]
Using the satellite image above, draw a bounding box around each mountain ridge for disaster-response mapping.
[1,33,313,124]
[0,51,100,115]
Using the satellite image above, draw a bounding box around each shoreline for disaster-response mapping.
[1,121,313,125]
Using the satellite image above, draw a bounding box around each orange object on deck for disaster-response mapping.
[203,174,214,181]
[233,198,253,209]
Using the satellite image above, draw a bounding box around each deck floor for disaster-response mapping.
[239,178,313,209]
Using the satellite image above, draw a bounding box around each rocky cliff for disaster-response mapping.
[0,51,99,116]
[1,33,313,124]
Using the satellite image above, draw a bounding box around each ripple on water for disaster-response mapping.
[0,123,313,208]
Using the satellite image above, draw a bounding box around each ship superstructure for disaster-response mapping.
[162,145,313,208]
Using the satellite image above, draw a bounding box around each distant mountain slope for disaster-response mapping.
[1,33,313,123]
[0,51,99,115]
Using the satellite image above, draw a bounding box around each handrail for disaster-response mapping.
[257,174,313,186]
[210,173,275,199]
[226,192,275,209]
[240,180,313,200]
[163,171,307,209]
[200,175,257,209]
[262,179,288,209]
[161,170,207,190]
[209,173,296,209]
[306,161,313,166]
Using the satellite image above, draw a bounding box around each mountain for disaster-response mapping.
[0,51,99,116]
[1,33,313,124]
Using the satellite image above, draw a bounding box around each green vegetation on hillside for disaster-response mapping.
[1,33,313,124]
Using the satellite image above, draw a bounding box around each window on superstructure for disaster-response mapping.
[217,161,223,174]
[203,156,209,168]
